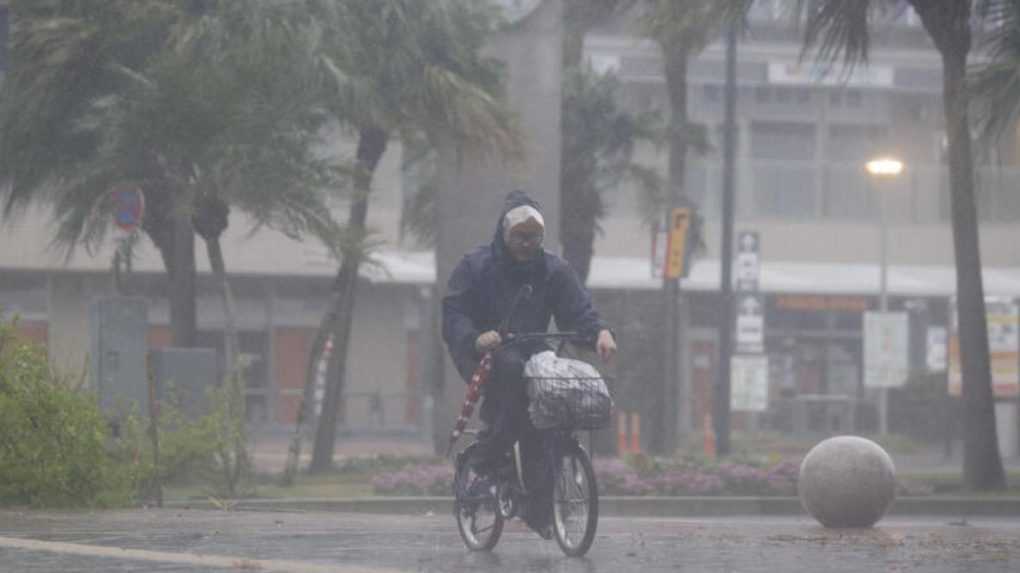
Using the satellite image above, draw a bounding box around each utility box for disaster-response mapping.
[149,347,219,420]
[89,297,149,418]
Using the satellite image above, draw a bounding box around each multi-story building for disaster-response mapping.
[584,2,1020,454]
[2,1,1018,454]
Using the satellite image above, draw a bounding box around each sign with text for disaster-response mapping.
[731,354,769,412]
[735,231,760,292]
[736,293,765,354]
[864,311,909,389]
[926,326,948,373]
[948,298,1019,398]
[774,294,870,313]
[664,208,691,279]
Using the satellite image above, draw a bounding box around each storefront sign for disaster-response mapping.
[864,311,909,388]
[731,354,769,412]
[949,298,1019,398]
[775,294,870,313]
[926,326,948,373]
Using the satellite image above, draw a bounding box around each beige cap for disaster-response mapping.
[503,205,544,232]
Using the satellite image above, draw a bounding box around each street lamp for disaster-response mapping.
[865,156,904,436]
[865,157,904,312]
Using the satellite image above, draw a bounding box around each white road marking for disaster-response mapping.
[0,535,404,573]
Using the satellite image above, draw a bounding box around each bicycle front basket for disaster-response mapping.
[524,351,613,431]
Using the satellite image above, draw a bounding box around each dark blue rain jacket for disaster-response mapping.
[442,190,608,382]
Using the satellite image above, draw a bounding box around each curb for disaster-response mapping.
[163,496,1020,518]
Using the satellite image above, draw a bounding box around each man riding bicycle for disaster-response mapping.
[442,190,617,539]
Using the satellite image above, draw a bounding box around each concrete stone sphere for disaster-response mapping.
[798,436,896,528]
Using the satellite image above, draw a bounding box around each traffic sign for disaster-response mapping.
[110,184,145,232]
[735,293,764,354]
[735,231,760,291]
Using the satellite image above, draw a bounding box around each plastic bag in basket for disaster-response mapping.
[524,351,613,430]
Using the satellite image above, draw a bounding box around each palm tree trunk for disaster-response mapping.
[309,126,388,474]
[909,0,1007,491]
[559,0,612,284]
[562,1,590,70]
[560,194,597,282]
[940,48,1006,491]
[206,236,240,375]
[279,298,337,484]
[170,202,198,348]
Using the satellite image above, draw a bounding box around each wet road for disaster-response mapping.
[0,509,1018,572]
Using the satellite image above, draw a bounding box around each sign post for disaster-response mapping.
[661,206,691,453]
[109,184,145,294]
[731,231,767,421]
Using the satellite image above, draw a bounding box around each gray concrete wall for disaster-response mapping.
[47,274,112,381]
[343,282,418,429]
[432,0,565,451]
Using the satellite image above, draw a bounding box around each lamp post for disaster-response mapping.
[865,157,904,435]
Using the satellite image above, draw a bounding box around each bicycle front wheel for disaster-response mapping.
[552,444,598,556]
[453,444,503,551]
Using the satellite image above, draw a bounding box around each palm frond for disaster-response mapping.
[971,0,1020,141]
[796,0,881,72]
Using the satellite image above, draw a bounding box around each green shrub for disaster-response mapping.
[111,374,254,500]
[0,320,135,508]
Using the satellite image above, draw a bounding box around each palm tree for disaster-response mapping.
[556,0,664,284]
[638,1,748,220]
[560,65,664,282]
[1,1,339,353]
[799,0,1006,490]
[303,0,519,473]
[0,0,197,341]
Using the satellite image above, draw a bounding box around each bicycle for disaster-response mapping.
[451,331,606,557]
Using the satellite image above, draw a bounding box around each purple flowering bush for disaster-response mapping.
[370,455,933,497]
[594,455,799,496]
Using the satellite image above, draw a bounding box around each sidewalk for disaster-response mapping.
[164,495,1020,518]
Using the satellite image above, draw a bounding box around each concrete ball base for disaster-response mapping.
[798,436,896,528]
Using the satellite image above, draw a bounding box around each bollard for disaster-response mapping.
[617,411,629,454]
[703,413,716,460]
[629,412,641,453]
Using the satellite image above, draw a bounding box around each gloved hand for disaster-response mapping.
[596,329,617,363]
[475,330,501,353]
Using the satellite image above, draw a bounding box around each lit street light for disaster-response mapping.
[866,156,904,436]
[866,157,905,178]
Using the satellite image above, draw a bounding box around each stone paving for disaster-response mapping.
[1,510,1018,572]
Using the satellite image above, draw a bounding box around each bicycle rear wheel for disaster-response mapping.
[552,444,598,556]
[453,444,503,551]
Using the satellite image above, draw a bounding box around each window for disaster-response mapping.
[703,84,721,103]
[751,121,815,160]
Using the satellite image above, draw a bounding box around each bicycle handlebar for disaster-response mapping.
[496,331,585,350]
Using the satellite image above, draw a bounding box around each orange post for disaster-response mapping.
[629,413,641,453]
[703,413,716,460]
[617,411,629,455]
